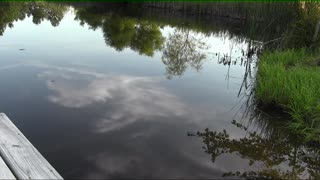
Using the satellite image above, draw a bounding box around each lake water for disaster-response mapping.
[0,2,319,179]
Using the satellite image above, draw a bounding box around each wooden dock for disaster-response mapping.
[0,113,63,179]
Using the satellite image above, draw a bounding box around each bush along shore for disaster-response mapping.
[256,49,320,142]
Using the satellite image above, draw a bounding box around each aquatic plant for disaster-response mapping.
[256,49,320,141]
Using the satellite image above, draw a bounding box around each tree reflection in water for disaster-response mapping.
[0,2,304,80]
[75,7,165,57]
[190,60,320,179]
[102,15,165,56]
[76,6,210,78]
[0,2,67,35]
[162,29,209,79]
[191,119,320,179]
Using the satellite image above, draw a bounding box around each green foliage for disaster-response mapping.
[284,2,320,49]
[75,7,165,57]
[194,120,320,179]
[161,29,208,78]
[102,16,165,56]
[0,2,27,35]
[103,16,136,51]
[28,2,67,27]
[130,21,164,56]
[75,7,105,30]
[0,2,67,36]
[256,49,320,141]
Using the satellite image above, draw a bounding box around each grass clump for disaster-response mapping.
[256,49,320,141]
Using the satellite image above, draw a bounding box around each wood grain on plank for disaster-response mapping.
[0,155,15,179]
[0,113,63,179]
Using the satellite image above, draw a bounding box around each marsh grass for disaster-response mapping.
[256,49,320,141]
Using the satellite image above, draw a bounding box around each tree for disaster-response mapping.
[130,21,164,56]
[102,15,164,56]
[103,15,136,51]
[0,2,67,36]
[161,29,208,79]
[192,120,320,179]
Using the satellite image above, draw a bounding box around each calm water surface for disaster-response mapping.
[0,2,318,179]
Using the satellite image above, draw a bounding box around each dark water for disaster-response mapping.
[0,2,319,179]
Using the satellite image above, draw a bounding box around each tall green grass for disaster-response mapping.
[256,49,320,141]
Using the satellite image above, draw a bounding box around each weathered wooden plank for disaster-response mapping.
[0,113,63,179]
[0,155,16,179]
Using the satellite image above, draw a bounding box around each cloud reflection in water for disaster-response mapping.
[35,65,248,178]
[38,67,188,132]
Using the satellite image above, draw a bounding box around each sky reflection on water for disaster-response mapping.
[0,4,265,178]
